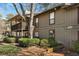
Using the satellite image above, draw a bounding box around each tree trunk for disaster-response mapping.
[21,19,24,37]
[29,3,35,39]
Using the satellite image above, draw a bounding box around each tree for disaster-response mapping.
[12,3,35,39]
[40,3,50,10]
[29,3,35,39]
[6,13,14,19]
[12,3,53,39]
[0,13,3,19]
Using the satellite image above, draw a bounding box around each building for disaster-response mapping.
[5,21,11,36]
[9,3,79,48]
[8,15,29,37]
[0,20,6,35]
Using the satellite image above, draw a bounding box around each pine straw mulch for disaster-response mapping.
[17,46,64,56]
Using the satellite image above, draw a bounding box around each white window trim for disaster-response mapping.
[49,12,55,24]
[49,30,55,38]
[36,18,39,23]
[35,32,39,37]
[50,12,54,19]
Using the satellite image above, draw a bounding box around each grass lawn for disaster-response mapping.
[0,44,21,56]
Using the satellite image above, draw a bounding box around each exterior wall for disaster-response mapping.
[10,16,28,37]
[55,7,78,48]
[34,7,78,48]
[34,12,55,38]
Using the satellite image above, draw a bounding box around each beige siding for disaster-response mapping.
[39,28,49,38]
[38,13,49,28]
[35,7,78,48]
[55,7,78,48]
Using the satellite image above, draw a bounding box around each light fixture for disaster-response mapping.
[67,26,73,29]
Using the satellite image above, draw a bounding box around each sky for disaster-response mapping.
[0,3,17,19]
[0,3,44,20]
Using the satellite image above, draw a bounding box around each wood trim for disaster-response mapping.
[78,7,79,24]
[35,17,39,28]
[49,11,55,25]
[78,31,79,40]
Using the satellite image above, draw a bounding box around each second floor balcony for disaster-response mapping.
[11,22,29,31]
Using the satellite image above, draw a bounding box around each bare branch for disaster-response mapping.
[12,3,21,16]
[19,3,25,16]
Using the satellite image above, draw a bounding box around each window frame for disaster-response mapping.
[49,30,55,38]
[49,12,55,25]
[35,17,39,27]
[34,31,39,38]
[36,18,39,23]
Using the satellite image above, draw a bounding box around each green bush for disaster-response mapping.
[72,41,79,53]
[53,43,64,51]
[18,37,59,48]
[48,37,58,47]
[3,36,8,40]
[40,39,49,48]
[0,45,21,56]
[18,38,40,47]
[18,38,30,47]
[29,38,40,46]
[3,36,16,43]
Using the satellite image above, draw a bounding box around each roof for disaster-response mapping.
[35,4,64,16]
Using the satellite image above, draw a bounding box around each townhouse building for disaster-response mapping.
[8,3,79,48]
[8,15,29,37]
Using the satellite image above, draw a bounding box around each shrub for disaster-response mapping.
[40,39,49,48]
[3,36,16,43]
[3,36,8,40]
[29,38,40,46]
[18,38,40,47]
[0,45,21,56]
[18,38,30,47]
[3,36,9,42]
[53,43,64,52]
[48,37,58,47]
[72,41,79,53]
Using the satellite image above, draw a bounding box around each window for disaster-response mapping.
[35,18,39,27]
[36,18,38,23]
[49,30,55,38]
[34,32,39,37]
[49,12,55,24]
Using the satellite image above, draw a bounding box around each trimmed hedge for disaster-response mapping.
[0,45,21,56]
[40,39,49,48]
[29,38,40,46]
[18,38,30,47]
[18,37,61,49]
[3,36,16,43]
[18,38,40,47]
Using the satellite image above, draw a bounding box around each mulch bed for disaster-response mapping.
[17,46,64,56]
[0,42,78,56]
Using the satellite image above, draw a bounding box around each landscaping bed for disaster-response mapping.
[17,46,64,56]
[2,36,66,56]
